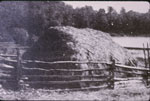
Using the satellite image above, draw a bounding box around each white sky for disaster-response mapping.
[64,1,150,13]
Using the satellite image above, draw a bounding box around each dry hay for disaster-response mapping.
[22,26,135,88]
[23,26,134,66]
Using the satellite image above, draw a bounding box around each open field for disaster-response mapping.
[112,37,150,48]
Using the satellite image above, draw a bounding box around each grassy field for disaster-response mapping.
[112,37,150,48]
[0,79,150,100]
[0,80,150,100]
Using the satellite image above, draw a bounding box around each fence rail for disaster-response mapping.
[115,64,149,71]
[22,67,109,72]
[0,46,150,91]
[1,59,150,90]
[23,60,111,65]
[114,77,144,81]
[124,46,150,50]
[24,79,108,84]
[0,54,17,57]
[22,75,107,79]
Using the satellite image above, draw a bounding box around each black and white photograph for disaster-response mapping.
[0,1,150,100]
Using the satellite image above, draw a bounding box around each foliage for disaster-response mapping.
[0,1,150,45]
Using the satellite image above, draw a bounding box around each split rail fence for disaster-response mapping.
[0,46,150,91]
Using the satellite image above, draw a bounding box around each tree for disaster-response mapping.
[94,9,108,31]
[0,1,29,42]
[73,6,96,28]
[119,7,128,33]
[106,6,118,32]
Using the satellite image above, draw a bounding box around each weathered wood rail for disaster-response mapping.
[1,57,150,90]
[0,45,150,91]
[124,47,150,50]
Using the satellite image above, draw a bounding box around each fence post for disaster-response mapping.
[147,43,150,86]
[143,43,148,86]
[108,56,115,89]
[143,43,147,68]
[16,48,22,90]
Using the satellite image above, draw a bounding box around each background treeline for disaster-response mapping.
[0,1,150,45]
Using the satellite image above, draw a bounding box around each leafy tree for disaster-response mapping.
[94,9,108,31]
[106,6,118,32]
[73,6,96,28]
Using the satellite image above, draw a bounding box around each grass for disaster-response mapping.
[0,80,150,100]
[112,37,150,48]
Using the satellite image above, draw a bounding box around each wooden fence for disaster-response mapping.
[0,47,150,91]
[125,43,150,67]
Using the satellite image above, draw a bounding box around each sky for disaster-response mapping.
[64,1,150,13]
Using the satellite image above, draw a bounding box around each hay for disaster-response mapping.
[22,26,136,88]
[23,26,134,66]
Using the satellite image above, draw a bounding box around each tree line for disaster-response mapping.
[28,1,150,37]
[0,1,150,45]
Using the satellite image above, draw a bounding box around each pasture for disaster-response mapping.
[112,37,150,48]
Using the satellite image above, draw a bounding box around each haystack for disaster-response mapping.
[23,26,134,65]
[23,26,135,88]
